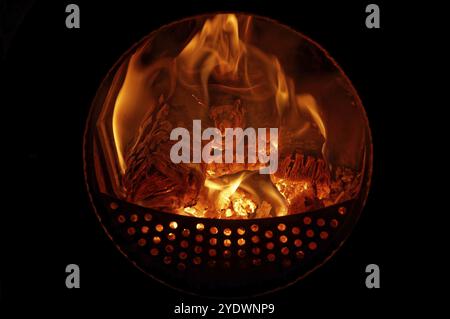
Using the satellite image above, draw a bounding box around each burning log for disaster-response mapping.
[122,96,205,211]
[272,150,361,213]
[275,151,330,184]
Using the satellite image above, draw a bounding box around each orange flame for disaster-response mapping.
[177,14,247,105]
[274,58,290,117]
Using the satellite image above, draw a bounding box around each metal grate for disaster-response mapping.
[87,192,358,297]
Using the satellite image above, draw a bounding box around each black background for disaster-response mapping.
[0,0,423,316]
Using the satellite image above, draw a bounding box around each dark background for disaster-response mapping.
[0,0,422,316]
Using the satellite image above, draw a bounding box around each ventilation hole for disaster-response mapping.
[251,224,259,232]
[306,229,314,238]
[320,231,329,240]
[194,246,202,254]
[210,227,218,235]
[155,224,164,232]
[330,219,339,228]
[277,223,286,231]
[209,238,217,246]
[223,250,232,258]
[179,252,188,260]
[279,235,288,243]
[224,239,232,247]
[253,258,262,266]
[267,253,276,262]
[308,242,317,250]
[165,245,174,253]
[208,260,217,267]
[110,202,118,210]
[237,238,246,246]
[338,206,346,215]
[182,229,190,237]
[251,235,260,244]
[167,233,176,241]
[303,217,312,225]
[252,247,261,255]
[282,259,292,268]
[196,223,205,231]
[130,214,138,222]
[296,250,305,259]
[237,227,246,235]
[193,257,202,265]
[180,240,189,248]
[281,247,290,255]
[265,230,273,239]
[291,227,300,235]
[150,248,159,256]
[153,236,161,244]
[195,234,204,242]
[177,263,186,271]
[169,221,178,229]
[141,226,149,234]
[294,239,303,247]
[223,228,232,236]
[144,213,152,221]
[224,261,231,268]
[138,238,146,247]
[266,242,274,250]
[127,227,136,235]
[209,249,217,257]
[117,215,126,223]
[163,256,172,264]
[317,218,325,227]
[238,249,246,258]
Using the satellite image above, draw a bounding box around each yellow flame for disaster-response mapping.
[205,172,248,210]
[112,52,171,174]
[274,58,290,116]
[113,51,155,174]
[178,14,246,105]
[296,94,326,139]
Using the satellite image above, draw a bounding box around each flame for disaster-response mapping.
[179,171,255,218]
[296,94,326,140]
[177,14,248,105]
[205,171,248,211]
[296,94,327,159]
[274,58,290,117]
[179,14,243,77]
[185,171,288,218]
[112,52,174,173]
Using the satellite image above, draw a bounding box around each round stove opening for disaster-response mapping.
[84,13,372,297]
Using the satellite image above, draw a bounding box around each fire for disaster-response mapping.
[177,14,251,109]
[205,172,248,212]
[274,58,290,117]
[105,13,362,219]
[296,94,327,158]
[178,14,244,79]
[112,50,175,174]
[296,94,326,140]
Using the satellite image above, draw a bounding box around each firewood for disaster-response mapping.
[122,96,205,211]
